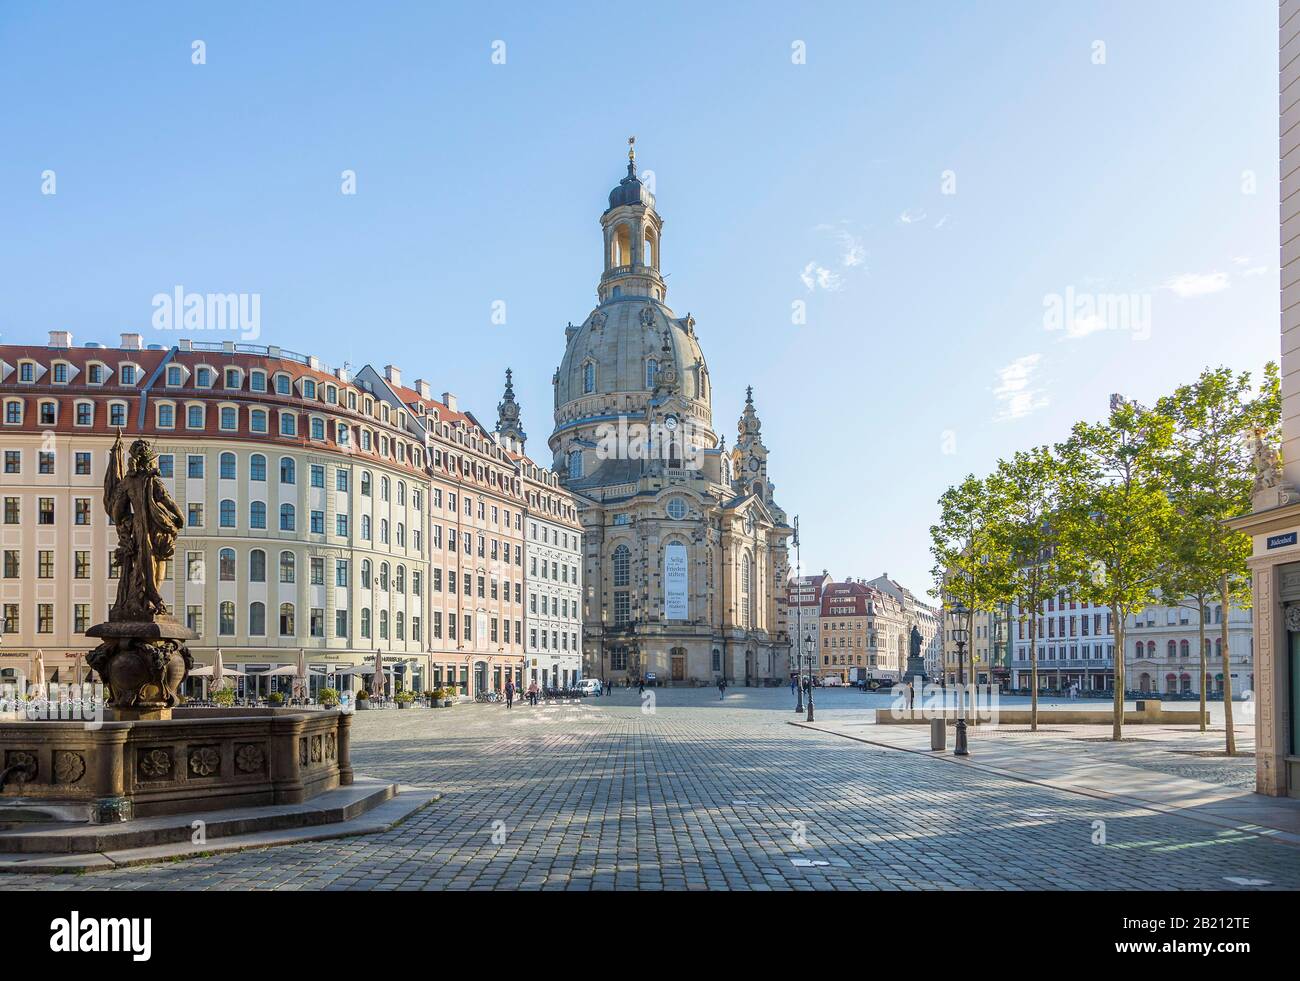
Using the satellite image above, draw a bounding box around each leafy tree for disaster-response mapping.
[987,446,1066,731]
[1056,398,1174,740]
[929,474,1011,714]
[1155,365,1278,754]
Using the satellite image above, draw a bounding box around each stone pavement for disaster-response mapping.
[3,687,1300,891]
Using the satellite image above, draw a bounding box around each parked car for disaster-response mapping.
[575,678,602,697]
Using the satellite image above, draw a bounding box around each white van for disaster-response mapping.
[575,678,602,696]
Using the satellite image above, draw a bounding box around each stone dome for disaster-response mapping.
[556,297,709,410]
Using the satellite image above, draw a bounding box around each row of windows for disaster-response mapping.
[429,569,523,604]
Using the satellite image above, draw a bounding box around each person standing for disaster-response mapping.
[718,677,727,700]
[505,677,516,709]
[527,678,539,706]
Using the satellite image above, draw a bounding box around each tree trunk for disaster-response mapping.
[1029,609,1039,732]
[1197,601,1207,735]
[1112,607,1124,741]
[1221,577,1236,756]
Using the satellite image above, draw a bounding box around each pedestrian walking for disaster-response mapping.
[638,678,645,696]
[527,678,539,706]
[505,678,515,709]
[790,677,797,696]
[718,677,727,700]
[907,681,915,710]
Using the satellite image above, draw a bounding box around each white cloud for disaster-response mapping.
[1232,256,1251,266]
[993,354,1049,421]
[1243,265,1268,277]
[1163,272,1230,298]
[800,262,843,292]
[837,232,866,267]
[898,209,927,225]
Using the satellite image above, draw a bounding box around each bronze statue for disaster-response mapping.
[87,433,194,719]
[105,433,184,621]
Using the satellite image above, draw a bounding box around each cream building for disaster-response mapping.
[0,334,576,702]
[550,146,793,685]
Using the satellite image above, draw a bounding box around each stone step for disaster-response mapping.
[0,776,401,855]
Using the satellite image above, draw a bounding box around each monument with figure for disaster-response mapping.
[86,433,195,719]
[903,624,928,685]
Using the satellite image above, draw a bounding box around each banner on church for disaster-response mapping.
[664,543,688,620]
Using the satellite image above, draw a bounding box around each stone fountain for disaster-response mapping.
[0,436,423,871]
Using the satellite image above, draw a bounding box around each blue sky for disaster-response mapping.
[0,1,1280,596]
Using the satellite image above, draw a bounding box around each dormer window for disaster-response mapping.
[167,365,183,386]
[18,362,35,383]
[195,367,213,388]
[52,363,70,384]
[326,385,337,404]
[250,370,267,392]
[224,367,242,389]
[303,379,317,399]
[275,373,291,396]
[87,363,106,385]
[120,364,138,385]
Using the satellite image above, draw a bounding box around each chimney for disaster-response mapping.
[414,378,432,399]
[120,332,143,350]
[48,330,72,348]
[385,364,402,388]
[442,392,458,412]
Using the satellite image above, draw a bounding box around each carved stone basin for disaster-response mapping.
[0,708,353,821]
[0,801,92,830]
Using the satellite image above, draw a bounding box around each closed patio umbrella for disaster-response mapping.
[31,650,45,696]
[213,647,225,699]
[294,648,308,702]
[374,651,385,698]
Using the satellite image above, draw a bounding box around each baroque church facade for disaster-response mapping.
[547,146,793,685]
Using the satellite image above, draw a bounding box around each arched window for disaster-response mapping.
[219,601,235,635]
[361,471,371,496]
[611,223,631,266]
[360,608,371,639]
[643,227,656,268]
[280,503,295,531]
[279,551,295,583]
[220,499,236,528]
[280,457,295,484]
[249,549,266,582]
[568,450,582,480]
[1134,641,1143,657]
[219,452,236,480]
[396,612,405,641]
[250,501,266,529]
[1215,638,1223,658]
[741,553,753,629]
[380,476,389,501]
[218,548,235,581]
[379,610,389,640]
[397,481,406,506]
[249,601,266,636]
[1167,640,1177,658]
[395,565,406,592]
[1146,640,1156,657]
[613,544,631,587]
[645,358,658,389]
[1180,639,1190,658]
[361,559,371,588]
[250,454,266,481]
[583,362,595,394]
[380,563,390,591]
[279,603,295,636]
[380,519,389,544]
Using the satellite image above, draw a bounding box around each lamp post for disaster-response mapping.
[804,632,815,722]
[950,601,970,756]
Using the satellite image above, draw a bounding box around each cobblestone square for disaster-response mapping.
[4,689,1299,891]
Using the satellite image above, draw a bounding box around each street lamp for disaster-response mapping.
[950,601,970,756]
[804,632,815,722]
[794,636,805,714]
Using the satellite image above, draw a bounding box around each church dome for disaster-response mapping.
[607,160,655,211]
[555,297,709,409]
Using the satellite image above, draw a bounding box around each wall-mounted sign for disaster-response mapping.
[1268,532,1298,550]
[664,542,688,620]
